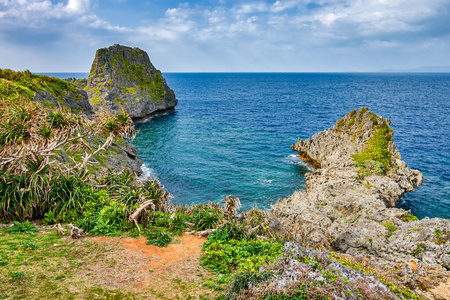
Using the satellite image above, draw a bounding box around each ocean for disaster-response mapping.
[45,72,450,219]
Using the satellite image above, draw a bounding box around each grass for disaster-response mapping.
[0,227,140,299]
[0,224,223,299]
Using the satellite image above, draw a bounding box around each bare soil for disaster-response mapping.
[87,233,218,299]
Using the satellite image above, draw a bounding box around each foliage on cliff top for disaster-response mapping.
[0,69,152,225]
[336,107,394,176]
[352,123,393,176]
[0,69,80,102]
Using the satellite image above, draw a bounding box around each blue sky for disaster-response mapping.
[0,0,449,72]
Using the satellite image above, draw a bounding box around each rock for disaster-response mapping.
[67,224,83,239]
[251,242,399,299]
[271,107,450,297]
[86,44,177,121]
[103,139,143,176]
[33,88,94,116]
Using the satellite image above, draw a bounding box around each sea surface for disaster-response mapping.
[45,73,450,219]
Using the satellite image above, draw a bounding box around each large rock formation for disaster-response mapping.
[86,44,177,121]
[271,108,449,298]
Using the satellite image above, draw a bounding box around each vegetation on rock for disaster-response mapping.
[0,69,81,103]
[86,44,177,120]
[352,122,393,176]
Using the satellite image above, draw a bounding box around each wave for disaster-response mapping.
[285,154,314,171]
[141,163,157,178]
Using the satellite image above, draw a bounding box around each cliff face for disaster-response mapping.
[271,108,449,295]
[86,44,177,121]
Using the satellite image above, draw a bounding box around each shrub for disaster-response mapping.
[7,221,39,234]
[145,232,172,247]
[202,238,283,274]
[401,213,419,223]
[352,123,393,176]
[224,271,272,299]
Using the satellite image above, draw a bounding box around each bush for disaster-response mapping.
[7,221,39,234]
[146,232,172,247]
[224,271,272,299]
[352,123,393,176]
[202,238,283,274]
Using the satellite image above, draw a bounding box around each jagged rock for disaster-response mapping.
[271,107,449,297]
[86,44,177,121]
[102,139,143,176]
[247,242,399,299]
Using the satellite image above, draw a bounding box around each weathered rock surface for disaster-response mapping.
[86,44,177,121]
[271,107,449,299]
[33,89,94,116]
[101,139,143,176]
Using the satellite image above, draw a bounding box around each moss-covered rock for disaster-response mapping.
[86,44,177,121]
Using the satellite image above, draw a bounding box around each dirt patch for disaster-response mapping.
[87,233,217,299]
[120,234,205,271]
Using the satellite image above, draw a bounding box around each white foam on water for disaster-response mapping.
[284,154,314,171]
[141,163,157,178]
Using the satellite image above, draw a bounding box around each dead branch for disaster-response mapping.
[186,229,216,238]
[128,200,155,231]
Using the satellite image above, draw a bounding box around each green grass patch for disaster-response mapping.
[351,123,393,176]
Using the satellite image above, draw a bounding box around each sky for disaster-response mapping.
[0,0,449,72]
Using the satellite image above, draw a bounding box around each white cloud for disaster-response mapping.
[66,0,90,13]
[0,0,449,71]
[236,2,270,14]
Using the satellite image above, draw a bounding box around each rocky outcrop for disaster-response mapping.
[33,88,94,116]
[100,139,143,176]
[86,44,177,121]
[271,108,449,298]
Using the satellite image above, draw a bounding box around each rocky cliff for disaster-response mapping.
[86,44,177,121]
[271,108,449,298]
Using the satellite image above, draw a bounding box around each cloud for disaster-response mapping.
[66,0,90,13]
[0,0,449,71]
[0,0,121,30]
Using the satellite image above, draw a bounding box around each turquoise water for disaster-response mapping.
[44,73,450,219]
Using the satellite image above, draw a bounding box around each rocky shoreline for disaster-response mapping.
[8,45,449,297]
[271,107,449,299]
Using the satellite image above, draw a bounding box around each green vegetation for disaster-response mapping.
[381,220,397,237]
[0,69,81,103]
[202,229,283,273]
[352,123,393,176]
[401,213,419,223]
[145,231,172,247]
[336,108,393,177]
[6,221,39,234]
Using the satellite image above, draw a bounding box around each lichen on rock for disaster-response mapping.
[86,44,177,121]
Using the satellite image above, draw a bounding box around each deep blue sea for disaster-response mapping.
[45,73,450,219]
